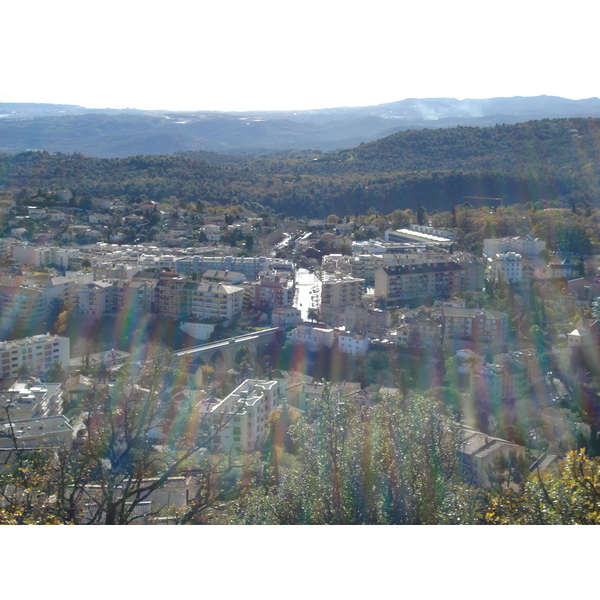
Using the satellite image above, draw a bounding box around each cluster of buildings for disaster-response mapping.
[2,194,597,501]
[0,375,73,452]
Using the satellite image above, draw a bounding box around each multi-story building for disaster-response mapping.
[406,314,443,349]
[483,235,546,257]
[489,252,523,283]
[175,256,292,281]
[154,273,193,320]
[0,380,64,422]
[434,307,509,349]
[42,276,78,308]
[459,426,526,489]
[190,283,244,325]
[204,379,279,453]
[0,285,46,328]
[290,323,336,351]
[77,281,113,319]
[11,244,70,268]
[93,262,141,281]
[320,276,364,325]
[122,279,156,315]
[535,258,575,280]
[374,262,465,305]
[55,248,81,269]
[244,276,295,311]
[0,334,70,381]
[337,332,369,356]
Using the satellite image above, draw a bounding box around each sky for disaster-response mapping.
[3,0,599,112]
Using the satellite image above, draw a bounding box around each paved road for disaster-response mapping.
[294,268,321,321]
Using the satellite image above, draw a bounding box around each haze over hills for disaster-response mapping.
[2,96,600,157]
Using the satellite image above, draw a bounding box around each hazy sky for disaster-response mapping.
[3,0,598,112]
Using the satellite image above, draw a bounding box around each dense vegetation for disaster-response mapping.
[2,118,600,218]
[3,352,600,525]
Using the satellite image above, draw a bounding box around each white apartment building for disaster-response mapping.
[205,379,279,453]
[0,334,70,381]
[43,276,78,308]
[483,236,545,257]
[77,281,113,319]
[290,323,335,351]
[56,248,80,269]
[12,244,59,267]
[337,332,369,356]
[191,283,244,324]
[489,252,522,283]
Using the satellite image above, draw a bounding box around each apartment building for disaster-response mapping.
[205,379,279,453]
[154,273,194,320]
[12,244,58,267]
[0,285,46,328]
[41,276,78,308]
[290,323,336,351]
[0,334,70,381]
[122,279,156,315]
[244,276,295,311]
[351,250,450,286]
[374,262,464,305]
[489,252,523,283]
[320,276,364,325]
[338,332,369,356]
[77,281,113,319]
[483,235,545,257]
[190,283,244,324]
[93,262,141,281]
[434,307,509,349]
[178,256,272,280]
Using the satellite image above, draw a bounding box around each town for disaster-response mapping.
[1,189,599,524]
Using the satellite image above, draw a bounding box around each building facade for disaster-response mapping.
[374,262,464,305]
[205,379,279,453]
[0,334,70,381]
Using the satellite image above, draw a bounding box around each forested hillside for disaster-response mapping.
[2,118,600,217]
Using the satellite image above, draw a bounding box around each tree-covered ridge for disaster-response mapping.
[2,118,600,217]
[319,118,600,174]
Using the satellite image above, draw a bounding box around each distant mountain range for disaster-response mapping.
[2,96,600,157]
